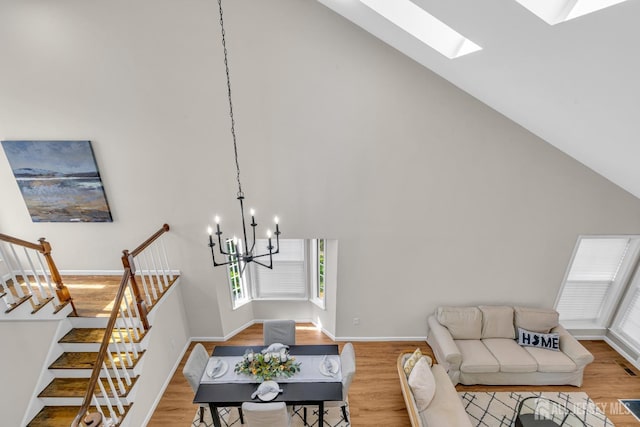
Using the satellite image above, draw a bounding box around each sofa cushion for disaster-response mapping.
[408,357,436,411]
[479,306,515,339]
[456,340,499,373]
[437,306,482,339]
[514,306,559,334]
[482,338,538,373]
[421,364,474,427]
[517,327,560,351]
[525,347,577,372]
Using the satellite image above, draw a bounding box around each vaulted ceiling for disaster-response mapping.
[318,0,640,199]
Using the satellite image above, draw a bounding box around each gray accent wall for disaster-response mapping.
[1,0,640,340]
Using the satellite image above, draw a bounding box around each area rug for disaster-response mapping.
[191,405,350,427]
[459,391,614,427]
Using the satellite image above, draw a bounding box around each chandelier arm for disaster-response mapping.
[218,0,243,196]
[252,259,273,270]
[237,195,251,258]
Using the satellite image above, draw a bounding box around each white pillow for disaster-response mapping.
[517,327,560,351]
[408,357,436,411]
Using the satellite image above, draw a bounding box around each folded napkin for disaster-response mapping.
[261,343,289,354]
[251,382,283,399]
[321,355,336,374]
[207,358,222,377]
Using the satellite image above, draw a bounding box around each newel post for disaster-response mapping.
[39,238,77,316]
[122,250,150,330]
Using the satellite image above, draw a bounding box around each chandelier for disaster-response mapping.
[207,0,281,270]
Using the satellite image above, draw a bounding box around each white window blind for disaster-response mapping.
[617,287,640,348]
[252,239,307,299]
[556,238,629,322]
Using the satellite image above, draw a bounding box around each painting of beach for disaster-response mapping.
[1,140,113,222]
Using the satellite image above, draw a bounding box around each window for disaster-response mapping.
[251,239,307,300]
[226,239,249,309]
[615,283,640,349]
[310,239,326,309]
[555,237,630,326]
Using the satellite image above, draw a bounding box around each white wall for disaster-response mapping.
[0,320,59,427]
[126,281,190,427]
[1,0,640,341]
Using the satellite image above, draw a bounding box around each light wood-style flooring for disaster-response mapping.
[148,324,640,426]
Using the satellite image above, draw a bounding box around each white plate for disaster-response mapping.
[206,359,228,378]
[319,358,339,376]
[257,380,280,401]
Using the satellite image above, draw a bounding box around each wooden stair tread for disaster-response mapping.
[39,376,138,398]
[60,327,147,344]
[27,405,130,427]
[50,351,144,370]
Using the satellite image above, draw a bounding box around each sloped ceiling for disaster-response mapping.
[318,0,640,199]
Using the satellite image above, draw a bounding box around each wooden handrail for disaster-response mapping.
[0,233,43,251]
[130,223,170,258]
[121,223,170,331]
[0,232,76,315]
[71,270,131,427]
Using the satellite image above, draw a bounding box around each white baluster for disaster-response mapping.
[96,368,119,420]
[121,292,141,341]
[154,243,169,290]
[9,244,39,304]
[0,244,25,299]
[105,351,126,394]
[23,248,47,301]
[114,328,134,368]
[119,307,139,359]
[101,363,124,412]
[148,246,164,292]
[140,252,158,302]
[160,238,174,281]
[36,252,60,305]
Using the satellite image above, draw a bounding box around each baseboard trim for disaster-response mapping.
[604,336,640,372]
[335,336,427,342]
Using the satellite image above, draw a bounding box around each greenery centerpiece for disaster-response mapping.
[234,349,301,382]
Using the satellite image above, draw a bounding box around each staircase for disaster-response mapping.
[27,313,147,426]
[1,225,178,427]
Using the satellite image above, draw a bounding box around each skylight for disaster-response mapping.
[515,0,630,25]
[359,0,482,59]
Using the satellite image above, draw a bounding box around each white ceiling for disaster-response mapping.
[317,0,640,199]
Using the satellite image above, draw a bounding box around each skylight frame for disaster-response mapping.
[359,0,482,59]
[514,0,630,25]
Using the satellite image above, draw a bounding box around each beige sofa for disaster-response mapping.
[397,352,473,427]
[427,306,594,386]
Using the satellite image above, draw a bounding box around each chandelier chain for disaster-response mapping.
[217,0,243,197]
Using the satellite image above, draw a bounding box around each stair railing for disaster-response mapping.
[72,223,174,427]
[0,233,75,315]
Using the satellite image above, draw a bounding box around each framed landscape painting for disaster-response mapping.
[1,140,113,222]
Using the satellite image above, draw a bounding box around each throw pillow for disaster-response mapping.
[404,348,422,376]
[514,306,559,333]
[408,357,436,411]
[479,305,515,339]
[517,327,560,351]
[437,306,483,339]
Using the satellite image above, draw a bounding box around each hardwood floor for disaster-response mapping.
[148,324,640,426]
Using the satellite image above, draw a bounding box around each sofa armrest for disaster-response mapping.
[552,325,594,367]
[427,315,462,371]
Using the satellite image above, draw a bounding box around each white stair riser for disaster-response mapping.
[49,366,141,378]
[39,395,134,406]
[59,342,146,353]
[69,316,144,330]
[0,298,73,320]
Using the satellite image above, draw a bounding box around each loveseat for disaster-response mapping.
[397,351,473,427]
[427,306,594,386]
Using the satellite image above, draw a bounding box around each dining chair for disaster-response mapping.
[263,319,296,346]
[241,401,291,427]
[182,343,210,424]
[183,343,245,425]
[327,342,356,423]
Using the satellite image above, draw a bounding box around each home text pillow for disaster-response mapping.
[437,306,482,339]
[480,305,515,339]
[408,356,436,411]
[514,306,559,334]
[517,327,560,351]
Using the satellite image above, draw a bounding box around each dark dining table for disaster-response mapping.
[194,344,343,427]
